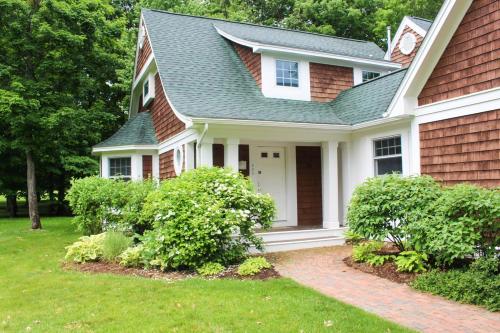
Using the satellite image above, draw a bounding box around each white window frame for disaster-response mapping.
[362,70,381,83]
[275,59,299,87]
[108,157,132,179]
[373,135,403,176]
[143,72,155,107]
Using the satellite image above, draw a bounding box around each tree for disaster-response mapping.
[0,0,128,228]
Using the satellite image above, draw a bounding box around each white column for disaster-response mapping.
[322,140,340,229]
[131,154,143,180]
[224,138,239,171]
[152,154,160,179]
[199,137,213,167]
[185,142,195,170]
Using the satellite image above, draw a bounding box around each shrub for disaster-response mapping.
[197,262,225,276]
[347,175,441,251]
[65,233,106,263]
[344,230,364,245]
[413,184,500,266]
[352,241,384,263]
[237,257,271,276]
[140,167,275,270]
[412,258,500,311]
[395,251,428,273]
[67,177,156,235]
[366,254,394,267]
[119,245,145,268]
[102,232,132,262]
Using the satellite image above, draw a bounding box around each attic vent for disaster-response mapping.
[399,32,417,55]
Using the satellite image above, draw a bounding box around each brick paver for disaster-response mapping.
[270,246,500,333]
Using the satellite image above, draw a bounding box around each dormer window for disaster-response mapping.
[276,60,299,87]
[143,73,155,106]
[362,71,380,82]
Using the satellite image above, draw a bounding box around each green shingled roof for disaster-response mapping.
[409,16,433,32]
[94,112,157,148]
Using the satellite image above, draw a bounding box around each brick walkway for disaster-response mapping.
[270,246,500,333]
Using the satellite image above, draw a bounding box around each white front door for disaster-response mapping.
[251,146,287,221]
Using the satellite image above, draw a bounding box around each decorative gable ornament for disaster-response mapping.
[399,32,417,55]
[173,145,184,176]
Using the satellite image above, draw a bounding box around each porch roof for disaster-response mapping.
[93,112,157,148]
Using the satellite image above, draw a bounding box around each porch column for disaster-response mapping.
[131,154,143,180]
[224,138,239,172]
[185,141,196,170]
[199,137,213,167]
[101,156,110,178]
[322,140,340,229]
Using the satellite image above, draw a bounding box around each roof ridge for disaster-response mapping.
[409,16,433,23]
[344,68,407,91]
[143,8,376,45]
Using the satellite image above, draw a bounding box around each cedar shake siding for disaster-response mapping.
[159,150,175,179]
[233,42,262,87]
[148,73,185,142]
[296,146,323,226]
[420,109,500,188]
[136,33,152,77]
[310,63,354,102]
[418,0,500,105]
[391,26,424,67]
[142,155,153,179]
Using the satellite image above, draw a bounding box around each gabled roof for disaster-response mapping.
[142,9,404,126]
[94,112,157,148]
[408,16,433,32]
[214,21,386,61]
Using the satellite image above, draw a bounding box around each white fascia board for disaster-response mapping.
[92,145,158,154]
[385,0,472,118]
[352,114,412,131]
[385,16,429,58]
[132,54,155,90]
[158,129,199,154]
[191,117,351,131]
[215,27,401,70]
[415,87,500,124]
[128,14,146,117]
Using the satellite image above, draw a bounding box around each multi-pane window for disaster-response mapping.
[109,157,131,178]
[374,136,402,176]
[143,80,149,97]
[362,71,380,82]
[276,60,299,87]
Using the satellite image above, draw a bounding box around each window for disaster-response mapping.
[143,80,149,97]
[373,136,402,175]
[276,60,299,87]
[142,73,155,106]
[109,157,131,179]
[362,71,380,82]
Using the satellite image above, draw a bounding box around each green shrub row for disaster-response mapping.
[348,175,499,266]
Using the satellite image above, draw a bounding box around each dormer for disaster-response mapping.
[216,24,401,103]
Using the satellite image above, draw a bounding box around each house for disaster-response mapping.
[93,0,499,251]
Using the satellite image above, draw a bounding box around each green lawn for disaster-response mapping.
[0,217,414,333]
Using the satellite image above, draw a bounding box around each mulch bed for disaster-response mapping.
[343,256,417,284]
[63,262,280,281]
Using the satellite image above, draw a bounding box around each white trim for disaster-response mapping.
[351,115,412,130]
[386,16,429,58]
[192,117,350,130]
[215,27,402,70]
[132,54,155,90]
[92,145,158,153]
[158,128,199,153]
[415,87,500,123]
[385,0,473,118]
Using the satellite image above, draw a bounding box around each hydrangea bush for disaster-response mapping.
[140,167,275,270]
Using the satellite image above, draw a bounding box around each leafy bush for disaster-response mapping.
[67,177,156,235]
[102,232,132,262]
[119,245,145,268]
[344,230,364,245]
[395,251,428,273]
[347,175,441,251]
[412,258,500,311]
[197,262,225,276]
[140,167,275,270]
[366,254,394,267]
[65,233,106,263]
[412,184,500,266]
[237,257,271,276]
[352,241,384,263]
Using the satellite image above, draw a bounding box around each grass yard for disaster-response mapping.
[0,217,414,333]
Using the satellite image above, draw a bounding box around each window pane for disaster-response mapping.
[276,60,299,87]
[362,71,381,82]
[376,157,402,175]
[374,136,402,157]
[109,157,131,177]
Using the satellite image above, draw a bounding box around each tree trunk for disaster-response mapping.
[6,195,18,218]
[26,150,41,229]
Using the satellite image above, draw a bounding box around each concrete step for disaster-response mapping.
[257,227,346,243]
[250,235,345,253]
